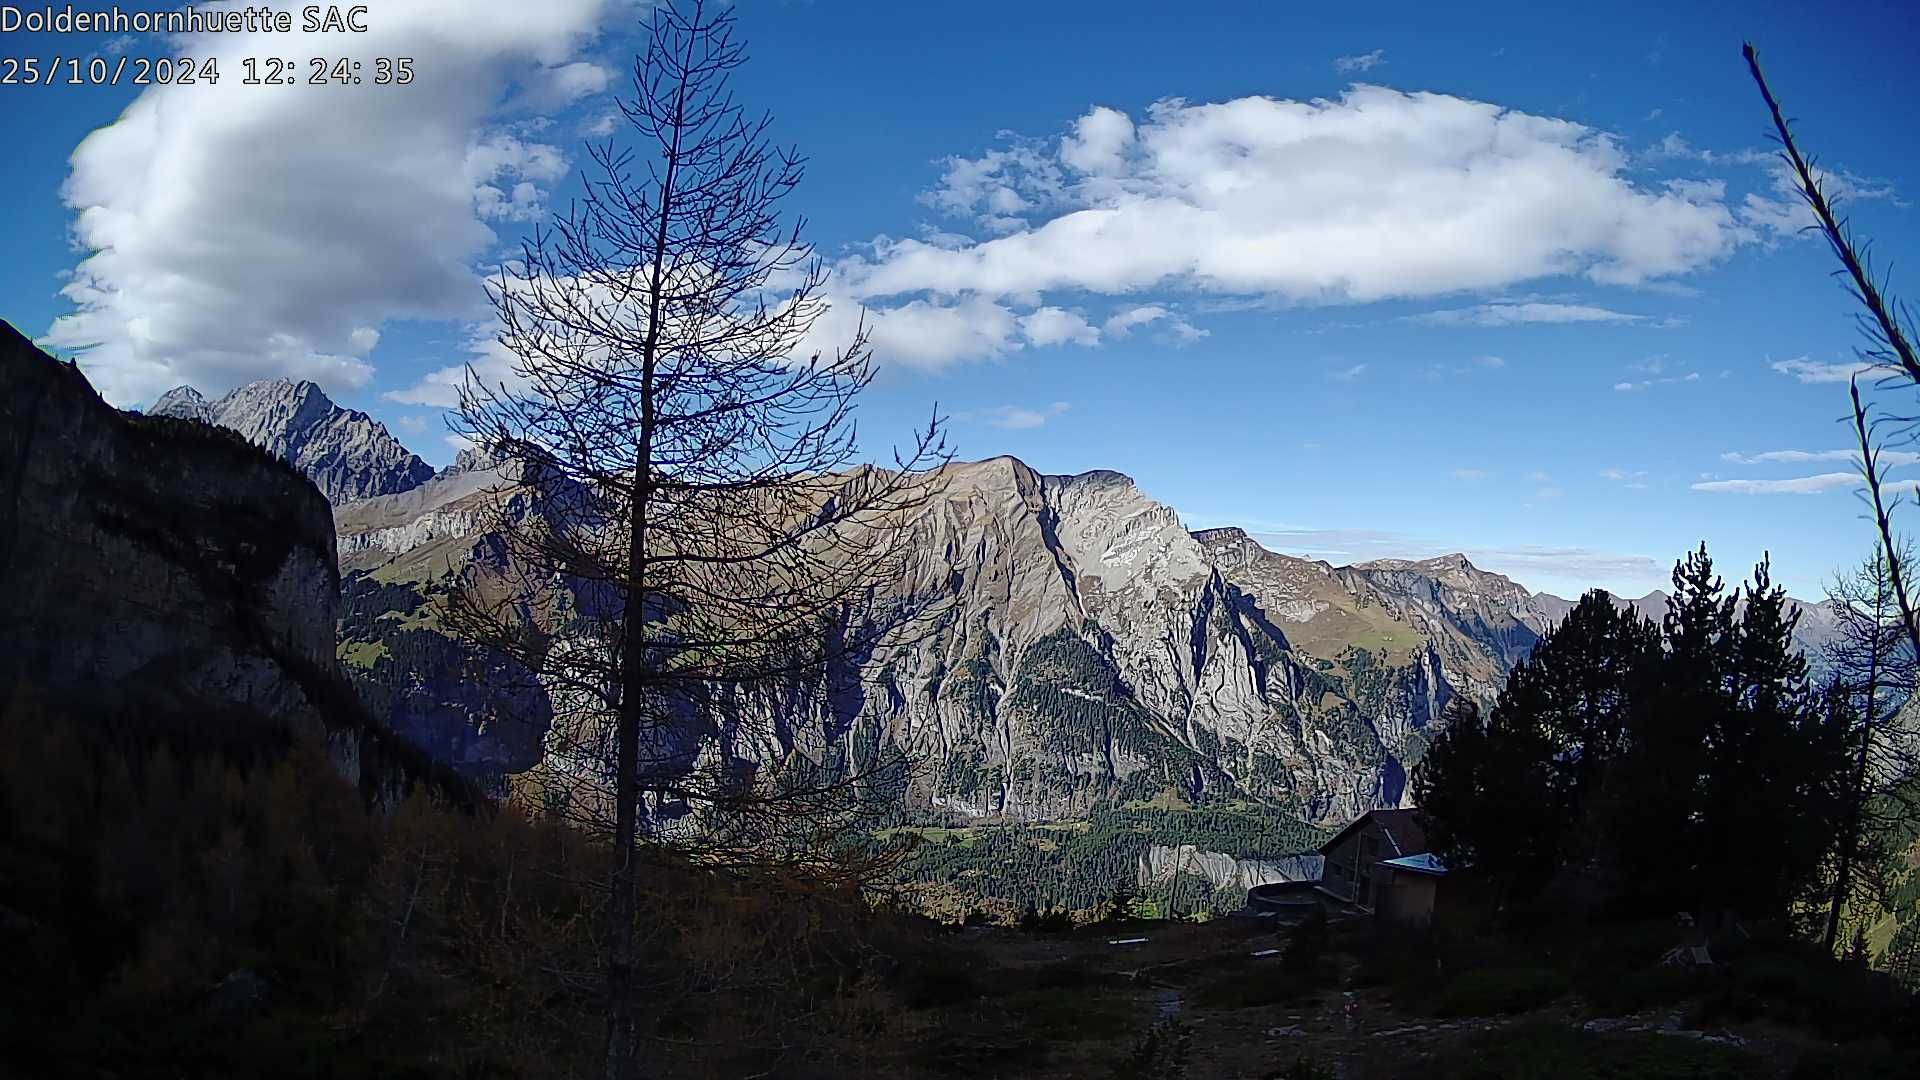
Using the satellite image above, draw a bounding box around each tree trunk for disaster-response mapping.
[605,62,682,1078]
[604,487,648,1078]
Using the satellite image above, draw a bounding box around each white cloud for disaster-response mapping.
[1099,303,1206,343]
[982,402,1072,429]
[857,296,1024,368]
[1535,486,1565,498]
[1329,362,1369,381]
[1721,449,1845,465]
[1104,305,1168,337]
[1019,306,1101,347]
[860,88,1743,318]
[1601,467,1649,481]
[43,0,628,407]
[1452,468,1490,480]
[1477,355,1507,368]
[1527,470,1553,483]
[918,141,1063,235]
[1692,472,1861,495]
[547,61,614,103]
[1412,302,1647,326]
[1334,49,1386,74]
[1059,106,1136,176]
[1769,356,1887,384]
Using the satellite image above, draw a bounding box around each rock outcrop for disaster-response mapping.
[150,377,433,503]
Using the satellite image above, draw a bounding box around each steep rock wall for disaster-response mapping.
[0,321,465,805]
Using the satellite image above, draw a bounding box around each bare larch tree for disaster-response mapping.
[445,2,950,1075]
[1746,43,1920,961]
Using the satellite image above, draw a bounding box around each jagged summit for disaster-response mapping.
[148,376,433,504]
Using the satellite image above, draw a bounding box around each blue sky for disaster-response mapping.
[4,0,1918,599]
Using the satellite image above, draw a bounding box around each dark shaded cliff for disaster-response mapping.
[0,320,470,806]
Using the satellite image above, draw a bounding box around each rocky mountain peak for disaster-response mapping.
[145,376,433,504]
[150,385,214,423]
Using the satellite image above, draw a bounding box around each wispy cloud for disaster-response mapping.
[1333,49,1386,74]
[1721,449,1847,465]
[980,401,1072,429]
[1410,302,1648,327]
[1722,448,1920,467]
[1328,362,1369,381]
[1452,468,1491,480]
[1769,357,1887,384]
[1692,472,1860,495]
[1100,304,1207,343]
[1739,160,1903,240]
[1615,370,1700,391]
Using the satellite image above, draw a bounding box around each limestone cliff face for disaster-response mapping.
[0,321,459,805]
[666,460,1426,824]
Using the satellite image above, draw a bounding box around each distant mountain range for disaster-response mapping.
[148,378,1846,823]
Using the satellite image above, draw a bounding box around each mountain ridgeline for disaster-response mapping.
[145,373,1842,827]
